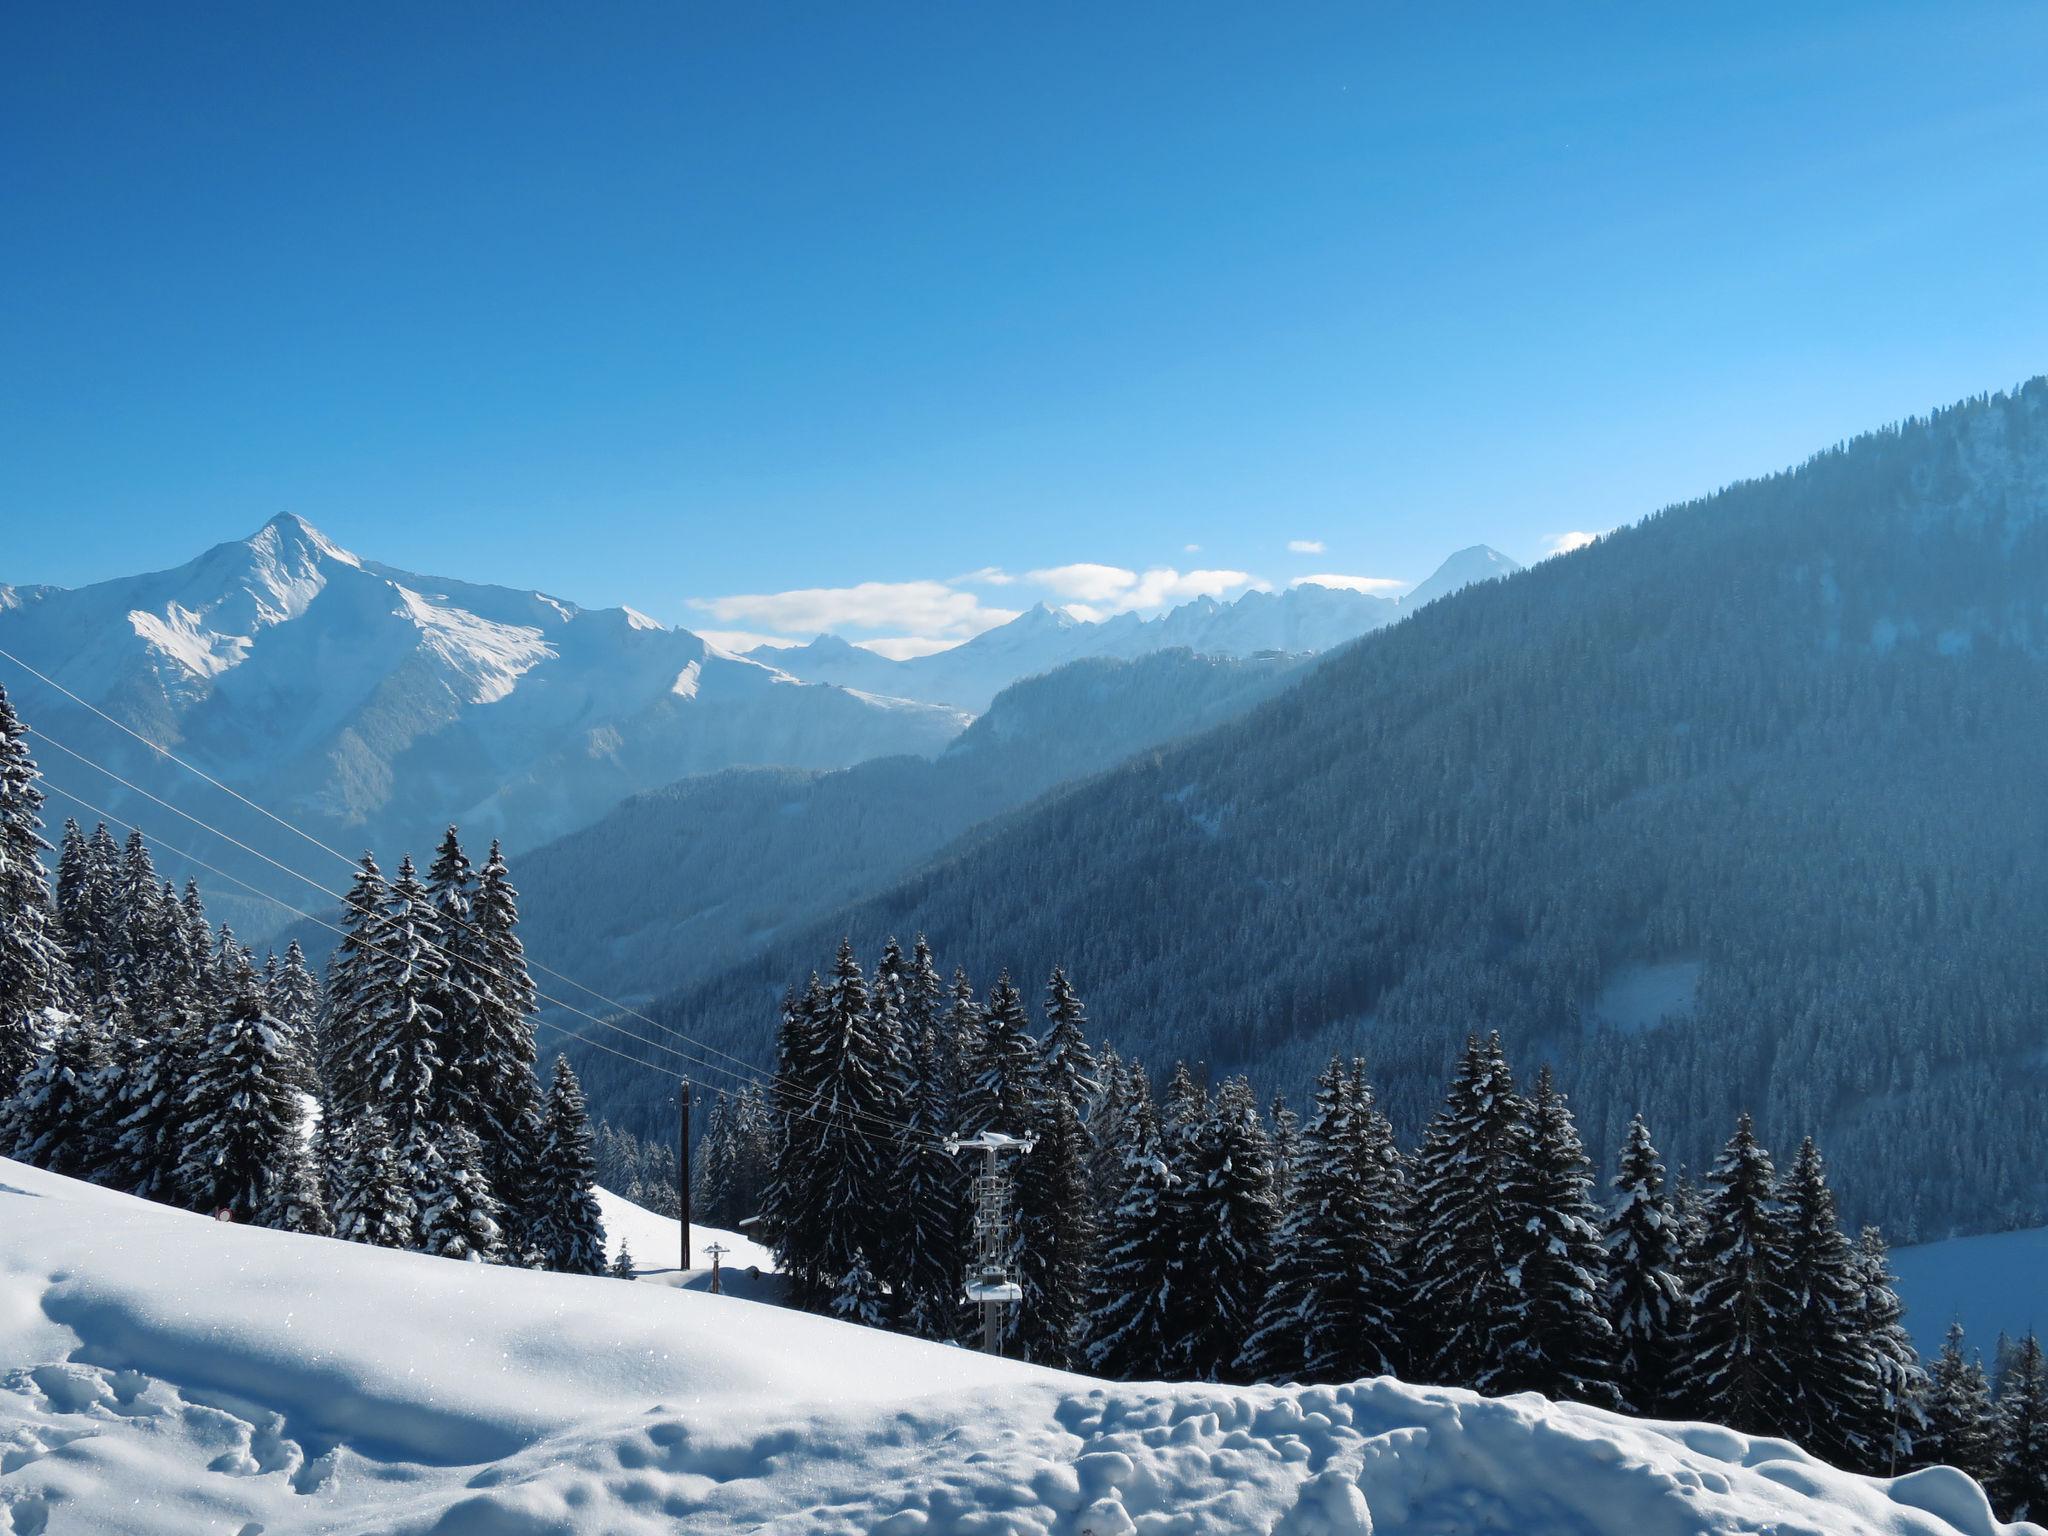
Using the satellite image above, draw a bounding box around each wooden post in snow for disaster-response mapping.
[679,1079,692,1272]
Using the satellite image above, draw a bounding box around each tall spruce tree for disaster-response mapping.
[468,840,544,1242]
[1920,1324,2001,1489]
[359,857,450,1197]
[1680,1114,1797,1436]
[322,854,388,1121]
[1994,1332,2048,1523]
[1405,1033,1532,1392]
[1604,1114,1686,1414]
[804,941,905,1314]
[101,887,205,1201]
[1039,967,1100,1110]
[1178,1076,1275,1383]
[1777,1137,1881,1466]
[896,1015,966,1342]
[330,1108,415,1249]
[960,971,1038,1137]
[1853,1225,1925,1475]
[112,830,161,1002]
[533,1056,606,1275]
[763,975,829,1301]
[1085,1066,1177,1381]
[1,1012,109,1176]
[0,684,74,1097]
[1497,1067,1621,1407]
[416,1122,504,1263]
[1015,1086,1095,1367]
[175,957,326,1231]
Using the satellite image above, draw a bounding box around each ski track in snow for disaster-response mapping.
[1,1161,2036,1536]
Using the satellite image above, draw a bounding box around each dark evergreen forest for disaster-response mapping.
[582,382,2048,1240]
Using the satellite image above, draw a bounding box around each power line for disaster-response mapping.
[1,654,939,1146]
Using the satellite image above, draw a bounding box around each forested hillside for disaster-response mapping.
[508,648,1304,1005]
[588,382,2048,1242]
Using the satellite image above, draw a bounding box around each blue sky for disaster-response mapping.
[4,3,2046,654]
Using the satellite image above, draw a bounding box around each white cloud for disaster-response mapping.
[695,629,802,654]
[854,635,966,661]
[1026,562,1141,604]
[954,566,1016,587]
[689,580,1018,641]
[1183,543,1202,553]
[1061,603,1107,624]
[1287,539,1325,554]
[1291,573,1406,596]
[1543,530,1603,557]
[1121,567,1259,611]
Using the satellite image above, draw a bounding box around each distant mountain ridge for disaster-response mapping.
[753,546,1521,710]
[0,516,967,933]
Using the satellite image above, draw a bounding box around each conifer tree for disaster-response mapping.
[832,1248,888,1329]
[323,854,388,1120]
[610,1241,636,1279]
[416,1121,503,1263]
[897,1015,966,1342]
[1086,1052,1145,1213]
[331,1108,415,1248]
[1498,1067,1621,1407]
[112,830,161,1000]
[0,685,74,1096]
[1680,1114,1797,1436]
[1085,1068,1177,1381]
[1604,1114,1686,1414]
[1920,1323,2000,1489]
[1156,1060,1211,1375]
[1039,967,1100,1110]
[269,939,322,1092]
[533,1056,606,1275]
[175,958,323,1230]
[355,857,449,1189]
[1178,1076,1275,1382]
[960,970,1037,1137]
[800,941,904,1310]
[762,975,828,1298]
[1853,1225,1925,1475]
[468,840,544,1231]
[423,826,484,1133]
[1015,1086,1095,1366]
[1405,1033,1531,1391]
[1,1012,109,1176]
[1994,1332,2048,1523]
[1777,1137,1881,1465]
[1267,1091,1299,1209]
[54,819,118,1005]
[100,887,204,1201]
[903,935,947,1041]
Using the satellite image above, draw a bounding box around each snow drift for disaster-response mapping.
[0,1158,2034,1535]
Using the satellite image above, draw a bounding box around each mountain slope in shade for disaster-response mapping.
[752,546,1521,711]
[3,1158,2026,1536]
[0,516,966,933]
[606,382,2048,1241]
[504,647,1307,1008]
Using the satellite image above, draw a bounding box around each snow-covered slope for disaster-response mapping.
[0,517,966,931]
[1892,1225,2048,1359]
[757,547,1523,712]
[2,1159,2031,1536]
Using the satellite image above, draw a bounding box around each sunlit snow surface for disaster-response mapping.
[1,1160,2035,1535]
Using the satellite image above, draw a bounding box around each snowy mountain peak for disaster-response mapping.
[1405,544,1523,610]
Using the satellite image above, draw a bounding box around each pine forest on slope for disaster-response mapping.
[586,382,2048,1244]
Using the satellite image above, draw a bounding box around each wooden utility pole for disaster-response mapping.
[679,1079,692,1272]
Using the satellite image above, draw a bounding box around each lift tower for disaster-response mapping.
[943,1130,1036,1355]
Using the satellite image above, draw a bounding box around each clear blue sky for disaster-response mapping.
[4,2,2046,650]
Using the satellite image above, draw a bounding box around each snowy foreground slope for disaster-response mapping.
[2,1162,2035,1536]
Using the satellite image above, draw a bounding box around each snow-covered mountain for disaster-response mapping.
[3,1158,2028,1536]
[0,516,966,927]
[755,546,1524,711]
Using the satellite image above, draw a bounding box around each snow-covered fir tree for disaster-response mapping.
[532,1056,606,1275]
[415,1121,503,1263]
[330,1108,415,1249]
[1496,1067,1621,1408]
[1038,966,1099,1110]
[1994,1332,2048,1523]
[322,854,389,1121]
[1776,1137,1882,1466]
[1852,1224,1924,1474]
[0,1011,107,1176]
[1177,1075,1275,1383]
[466,840,545,1244]
[0,684,74,1097]
[174,957,326,1231]
[1920,1323,2000,1489]
[1680,1114,1797,1436]
[267,939,322,1093]
[422,826,485,1135]
[1603,1113,1686,1414]
[1014,1086,1095,1367]
[1405,1033,1531,1392]
[762,975,828,1299]
[832,1248,888,1330]
[1084,1065,1177,1380]
[960,970,1037,1138]
[895,1016,966,1342]
[609,1240,635,1279]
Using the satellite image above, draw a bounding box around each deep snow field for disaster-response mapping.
[1,1158,2038,1536]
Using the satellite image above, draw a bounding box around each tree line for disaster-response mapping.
[694,934,2046,1522]
[0,684,606,1274]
